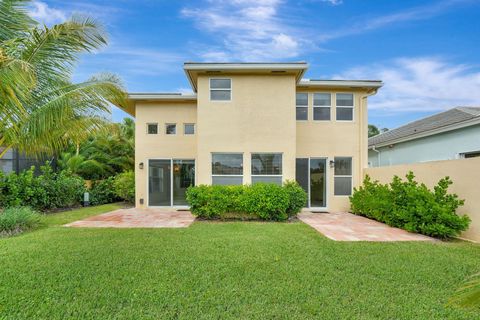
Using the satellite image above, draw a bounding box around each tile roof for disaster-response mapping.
[369,107,480,147]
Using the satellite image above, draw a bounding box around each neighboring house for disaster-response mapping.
[368,107,480,167]
[0,147,50,174]
[127,62,382,211]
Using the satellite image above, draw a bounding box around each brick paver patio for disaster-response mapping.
[65,208,195,228]
[298,212,435,241]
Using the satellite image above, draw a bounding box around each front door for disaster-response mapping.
[295,158,327,209]
[149,159,195,207]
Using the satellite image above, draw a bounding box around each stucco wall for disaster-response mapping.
[196,74,297,185]
[135,101,197,208]
[368,124,480,167]
[364,157,480,242]
[296,88,370,211]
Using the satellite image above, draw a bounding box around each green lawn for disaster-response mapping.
[0,206,479,319]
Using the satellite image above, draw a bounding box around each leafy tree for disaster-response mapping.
[0,0,127,159]
[368,124,380,137]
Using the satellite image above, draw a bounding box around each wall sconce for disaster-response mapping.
[139,162,144,169]
[329,160,335,168]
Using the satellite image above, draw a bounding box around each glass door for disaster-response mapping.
[173,160,195,206]
[148,160,171,206]
[310,158,327,208]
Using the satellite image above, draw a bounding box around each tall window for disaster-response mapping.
[212,153,243,185]
[334,157,352,196]
[296,93,308,120]
[210,79,231,101]
[336,93,354,121]
[313,93,331,121]
[251,153,282,185]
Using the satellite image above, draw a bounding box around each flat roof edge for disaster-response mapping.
[298,80,383,88]
[128,93,197,101]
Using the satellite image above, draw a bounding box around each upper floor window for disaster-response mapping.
[296,93,308,120]
[334,157,352,196]
[336,93,354,121]
[210,79,231,101]
[165,123,176,135]
[313,93,331,121]
[147,123,158,134]
[212,153,243,185]
[184,123,195,135]
[251,153,282,185]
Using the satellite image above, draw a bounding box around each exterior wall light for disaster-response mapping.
[329,160,335,168]
[139,162,144,169]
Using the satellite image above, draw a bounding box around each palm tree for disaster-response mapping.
[0,0,128,159]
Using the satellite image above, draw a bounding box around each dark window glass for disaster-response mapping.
[184,124,195,135]
[334,177,352,196]
[210,90,231,101]
[336,107,353,121]
[334,157,352,176]
[313,93,331,106]
[313,107,330,120]
[296,107,308,120]
[252,176,282,185]
[336,93,353,106]
[464,151,480,158]
[166,124,176,135]
[212,176,243,185]
[212,154,243,175]
[147,123,158,134]
[296,93,308,106]
[251,153,282,175]
[210,79,231,89]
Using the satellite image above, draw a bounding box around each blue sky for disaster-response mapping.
[28,0,480,129]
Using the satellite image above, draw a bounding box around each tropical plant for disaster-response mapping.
[0,206,41,237]
[0,0,127,159]
[113,171,135,203]
[449,273,480,308]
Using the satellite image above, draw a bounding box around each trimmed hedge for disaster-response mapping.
[350,172,471,239]
[186,181,307,221]
[113,171,135,203]
[0,207,42,237]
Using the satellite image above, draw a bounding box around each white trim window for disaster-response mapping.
[147,123,158,134]
[184,123,195,135]
[334,157,352,196]
[212,153,243,185]
[313,93,331,121]
[336,93,354,121]
[165,123,176,135]
[210,78,231,101]
[251,153,282,185]
[296,93,308,120]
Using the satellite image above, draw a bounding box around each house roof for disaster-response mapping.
[369,107,480,148]
[128,93,197,101]
[298,79,383,89]
[184,62,309,92]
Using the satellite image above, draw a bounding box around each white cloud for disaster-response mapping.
[335,57,480,112]
[27,1,67,25]
[181,0,313,61]
[321,0,343,5]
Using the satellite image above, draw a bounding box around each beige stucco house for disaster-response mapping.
[128,62,382,211]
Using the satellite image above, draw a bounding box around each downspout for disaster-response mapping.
[371,145,380,167]
[361,88,379,170]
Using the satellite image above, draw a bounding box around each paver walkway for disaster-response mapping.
[65,208,195,228]
[298,212,435,241]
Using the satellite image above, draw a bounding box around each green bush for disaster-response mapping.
[186,182,307,221]
[0,164,85,211]
[283,180,308,217]
[90,177,119,205]
[0,207,42,237]
[350,172,471,239]
[113,171,135,203]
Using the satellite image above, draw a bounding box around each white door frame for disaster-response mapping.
[146,158,195,208]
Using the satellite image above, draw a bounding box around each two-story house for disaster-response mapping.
[128,62,382,212]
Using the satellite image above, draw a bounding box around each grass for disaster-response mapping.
[41,203,123,227]
[0,205,479,319]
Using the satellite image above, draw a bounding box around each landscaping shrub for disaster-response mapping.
[0,207,42,237]
[0,164,85,211]
[90,177,119,205]
[283,180,308,217]
[350,172,471,239]
[186,182,307,221]
[113,171,135,203]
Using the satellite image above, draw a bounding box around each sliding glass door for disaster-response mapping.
[295,158,327,208]
[148,159,195,206]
